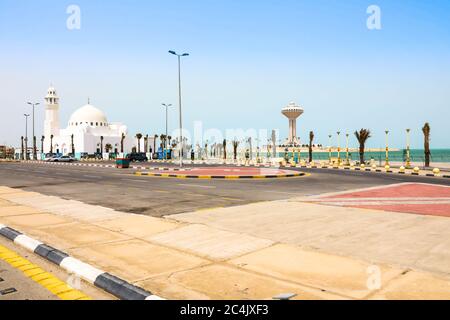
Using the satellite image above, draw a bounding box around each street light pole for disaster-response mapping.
[162,103,172,160]
[328,134,332,165]
[346,133,350,166]
[337,131,341,166]
[169,50,189,168]
[27,102,40,160]
[24,114,30,160]
[406,129,411,168]
[385,130,390,166]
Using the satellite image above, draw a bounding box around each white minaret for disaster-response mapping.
[281,102,304,146]
[44,86,60,152]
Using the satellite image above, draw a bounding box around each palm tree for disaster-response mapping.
[422,122,431,167]
[50,134,54,155]
[160,134,166,149]
[144,135,149,153]
[120,133,125,153]
[135,133,142,153]
[20,136,24,160]
[105,143,113,153]
[33,136,37,159]
[232,140,239,160]
[100,136,104,153]
[70,134,75,156]
[354,129,371,164]
[223,139,227,160]
[153,134,158,155]
[308,131,314,163]
[41,136,45,157]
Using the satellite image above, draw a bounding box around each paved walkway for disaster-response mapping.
[1,185,450,299]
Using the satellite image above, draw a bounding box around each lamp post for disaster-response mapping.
[328,134,332,164]
[162,103,172,160]
[27,102,40,160]
[169,50,189,168]
[337,131,341,166]
[385,130,390,166]
[346,133,350,166]
[406,129,411,168]
[24,114,30,160]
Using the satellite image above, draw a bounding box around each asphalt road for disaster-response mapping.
[1,162,449,217]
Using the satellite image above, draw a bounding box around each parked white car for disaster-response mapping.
[48,155,76,162]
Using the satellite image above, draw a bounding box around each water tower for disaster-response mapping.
[281,102,304,146]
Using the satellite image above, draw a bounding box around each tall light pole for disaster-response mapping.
[406,129,411,168]
[24,114,30,160]
[162,103,172,160]
[385,130,390,166]
[169,50,189,168]
[328,134,332,164]
[345,133,350,166]
[336,131,341,165]
[27,102,40,160]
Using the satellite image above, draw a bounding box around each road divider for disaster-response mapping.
[135,171,306,180]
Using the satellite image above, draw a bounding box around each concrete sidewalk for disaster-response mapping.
[1,186,450,300]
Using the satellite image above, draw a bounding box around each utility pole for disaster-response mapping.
[169,50,189,168]
[27,102,40,160]
[24,114,30,160]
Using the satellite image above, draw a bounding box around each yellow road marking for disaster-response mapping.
[0,244,91,300]
[225,176,240,180]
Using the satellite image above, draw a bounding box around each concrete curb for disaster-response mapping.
[135,171,306,179]
[283,163,447,179]
[0,224,164,301]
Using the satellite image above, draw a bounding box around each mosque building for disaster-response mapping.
[42,86,137,158]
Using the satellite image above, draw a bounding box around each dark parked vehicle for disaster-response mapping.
[127,153,148,162]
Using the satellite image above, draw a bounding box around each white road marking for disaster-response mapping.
[177,184,216,189]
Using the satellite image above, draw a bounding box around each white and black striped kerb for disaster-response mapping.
[0,224,163,300]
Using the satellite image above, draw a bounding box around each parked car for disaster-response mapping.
[48,155,76,162]
[45,155,60,162]
[127,153,148,162]
[43,153,56,161]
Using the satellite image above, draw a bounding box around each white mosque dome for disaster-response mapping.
[68,104,108,127]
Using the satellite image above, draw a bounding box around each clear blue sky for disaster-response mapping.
[1,0,449,148]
